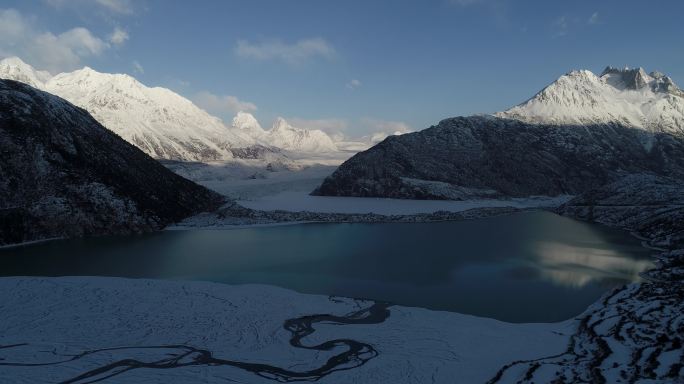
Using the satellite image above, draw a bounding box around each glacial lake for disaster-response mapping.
[0,211,653,323]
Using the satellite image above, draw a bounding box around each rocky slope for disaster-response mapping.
[314,116,684,199]
[0,79,223,246]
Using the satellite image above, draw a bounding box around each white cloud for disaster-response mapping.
[0,9,28,39]
[361,118,412,143]
[235,37,336,65]
[346,79,362,89]
[283,116,411,143]
[552,16,568,37]
[287,118,348,135]
[95,0,134,14]
[193,91,258,116]
[59,27,108,55]
[45,0,134,15]
[588,12,599,25]
[0,9,111,73]
[132,60,143,74]
[109,27,129,46]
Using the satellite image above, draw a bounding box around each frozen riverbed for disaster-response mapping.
[163,159,572,215]
[237,190,572,215]
[0,277,571,384]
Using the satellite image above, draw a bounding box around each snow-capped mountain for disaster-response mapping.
[268,117,338,152]
[497,66,684,136]
[45,67,259,161]
[314,115,684,199]
[315,66,684,200]
[0,57,51,89]
[232,111,267,140]
[232,112,338,153]
[0,57,349,160]
[0,57,272,162]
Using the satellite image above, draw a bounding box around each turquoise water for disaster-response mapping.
[0,211,653,322]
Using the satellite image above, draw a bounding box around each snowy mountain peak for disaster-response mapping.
[0,58,262,161]
[0,57,52,89]
[497,66,684,135]
[600,66,653,91]
[232,111,264,132]
[232,113,345,153]
[266,117,338,153]
[272,117,291,131]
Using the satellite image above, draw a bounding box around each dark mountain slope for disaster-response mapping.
[313,116,684,199]
[0,79,223,245]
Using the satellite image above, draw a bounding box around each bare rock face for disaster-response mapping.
[314,116,684,199]
[0,79,224,246]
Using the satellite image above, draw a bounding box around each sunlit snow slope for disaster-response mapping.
[0,57,270,162]
[497,66,684,136]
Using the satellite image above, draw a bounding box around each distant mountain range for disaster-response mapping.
[0,57,348,162]
[315,67,684,199]
[0,79,222,245]
[232,112,338,153]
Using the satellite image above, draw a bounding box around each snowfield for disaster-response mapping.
[237,190,571,215]
[0,276,571,384]
[164,160,571,215]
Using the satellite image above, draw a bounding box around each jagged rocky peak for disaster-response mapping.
[599,65,682,96]
[650,71,683,96]
[600,66,651,90]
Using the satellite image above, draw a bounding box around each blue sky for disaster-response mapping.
[1,0,683,138]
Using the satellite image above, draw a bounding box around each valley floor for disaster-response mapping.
[237,190,569,215]
[2,165,676,383]
[0,276,571,384]
[165,159,571,217]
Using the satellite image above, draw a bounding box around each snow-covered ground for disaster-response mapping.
[238,190,571,215]
[166,160,572,215]
[0,276,571,384]
[166,161,340,200]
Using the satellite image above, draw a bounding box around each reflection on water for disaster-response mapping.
[533,241,653,288]
[0,211,653,323]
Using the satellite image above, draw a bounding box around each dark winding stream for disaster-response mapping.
[0,301,392,383]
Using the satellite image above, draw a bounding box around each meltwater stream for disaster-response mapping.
[0,211,653,322]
